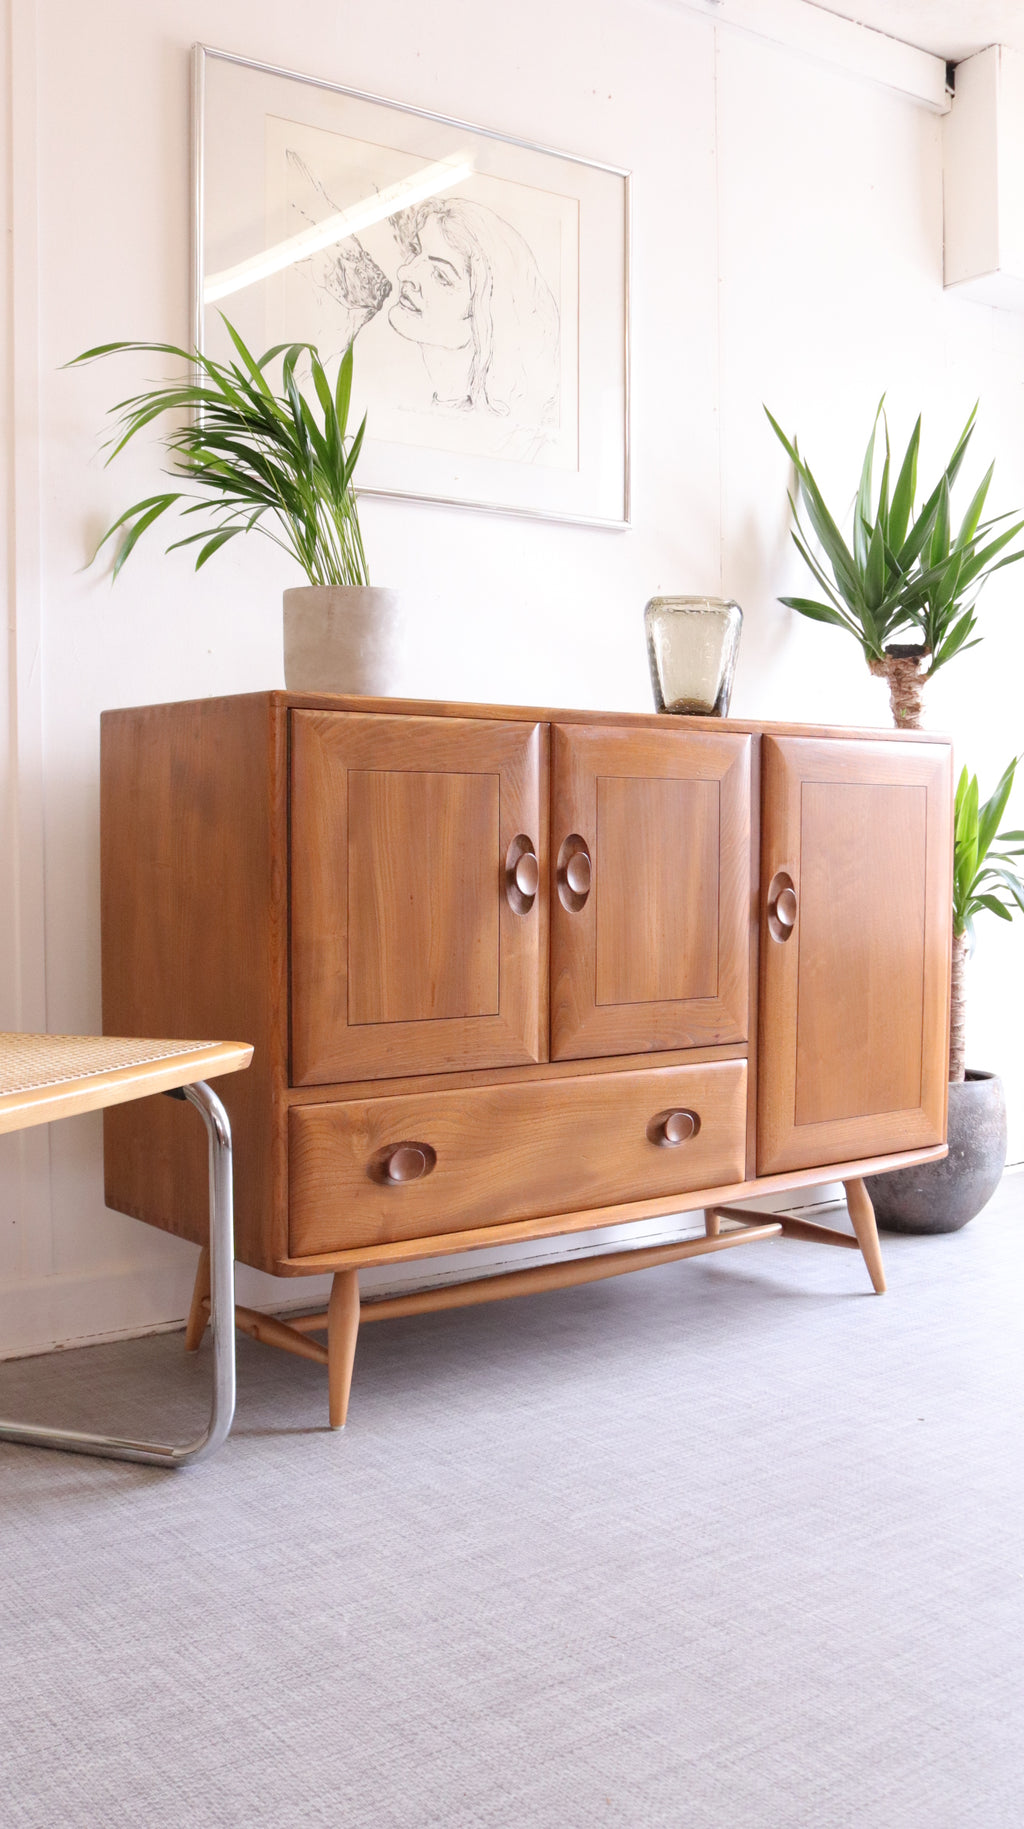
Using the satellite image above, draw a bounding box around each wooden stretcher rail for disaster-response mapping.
[276,1221,785,1337]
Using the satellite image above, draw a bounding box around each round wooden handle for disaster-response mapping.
[661,1109,697,1145]
[556,835,592,911]
[565,849,591,896]
[775,886,797,928]
[647,1108,700,1147]
[506,835,540,913]
[514,850,540,897]
[384,1145,430,1183]
[767,871,798,942]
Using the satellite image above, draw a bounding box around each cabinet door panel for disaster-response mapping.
[347,769,499,1025]
[291,713,547,1084]
[551,724,751,1059]
[758,737,951,1175]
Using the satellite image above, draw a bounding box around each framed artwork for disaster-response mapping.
[193,45,630,527]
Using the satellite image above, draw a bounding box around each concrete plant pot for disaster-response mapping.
[865,1070,1007,1233]
[283,586,402,697]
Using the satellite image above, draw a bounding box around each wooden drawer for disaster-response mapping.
[288,1060,747,1256]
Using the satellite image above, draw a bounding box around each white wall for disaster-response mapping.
[3,0,1024,1356]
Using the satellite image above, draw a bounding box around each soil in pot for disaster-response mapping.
[865,1070,1007,1234]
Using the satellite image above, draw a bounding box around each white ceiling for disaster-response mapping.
[810,1,1024,63]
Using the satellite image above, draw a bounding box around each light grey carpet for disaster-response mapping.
[1,1184,1022,1829]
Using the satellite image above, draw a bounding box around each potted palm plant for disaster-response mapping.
[71,319,399,695]
[765,402,1024,728]
[865,758,1024,1231]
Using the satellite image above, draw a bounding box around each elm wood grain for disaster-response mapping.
[272,688,946,745]
[232,1301,329,1366]
[710,1208,860,1250]
[775,1215,859,1248]
[285,1310,332,1334]
[744,733,762,1178]
[347,768,500,1025]
[253,1221,780,1325]
[357,1223,784,1318]
[327,1270,360,1429]
[595,775,718,1004]
[288,1060,748,1256]
[550,724,751,1059]
[101,694,289,1271]
[796,783,927,1126]
[757,736,952,1177]
[186,1185,877,1332]
[843,1176,886,1294]
[275,1141,948,1273]
[216,1225,782,1427]
[283,1042,747,1105]
[184,1246,211,1352]
[707,1201,876,1283]
[290,713,547,1085]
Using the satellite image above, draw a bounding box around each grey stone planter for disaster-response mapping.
[865,1070,1007,1234]
[283,587,402,697]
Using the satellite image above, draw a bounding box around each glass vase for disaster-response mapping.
[644,596,743,716]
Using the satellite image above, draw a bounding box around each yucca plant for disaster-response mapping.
[69,318,369,587]
[950,757,1024,1080]
[766,402,1024,728]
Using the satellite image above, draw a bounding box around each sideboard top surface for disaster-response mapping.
[99,689,951,747]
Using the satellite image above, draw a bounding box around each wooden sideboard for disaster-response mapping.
[100,692,953,1426]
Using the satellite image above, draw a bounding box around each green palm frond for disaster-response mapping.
[765,400,1023,674]
[68,319,370,589]
[953,758,1024,946]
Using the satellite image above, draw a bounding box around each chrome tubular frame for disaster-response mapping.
[0,1080,236,1469]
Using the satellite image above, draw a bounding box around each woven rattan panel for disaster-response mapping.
[0,1034,213,1098]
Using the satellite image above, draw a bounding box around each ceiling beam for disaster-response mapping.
[675,0,951,112]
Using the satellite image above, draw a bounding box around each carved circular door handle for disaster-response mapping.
[505,835,540,914]
[382,1143,435,1183]
[646,1108,701,1147]
[767,871,798,943]
[514,851,540,897]
[557,835,592,911]
[775,887,797,927]
[565,851,591,896]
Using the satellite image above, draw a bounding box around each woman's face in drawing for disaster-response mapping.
[389,218,473,349]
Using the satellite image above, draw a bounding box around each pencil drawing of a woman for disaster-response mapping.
[387,198,561,454]
[287,151,562,462]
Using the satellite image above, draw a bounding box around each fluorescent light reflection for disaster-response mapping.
[204,152,474,305]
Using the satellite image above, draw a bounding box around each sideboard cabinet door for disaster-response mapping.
[758,735,952,1176]
[291,713,547,1084]
[550,723,752,1060]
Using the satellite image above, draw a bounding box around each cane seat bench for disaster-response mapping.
[0,1033,252,1468]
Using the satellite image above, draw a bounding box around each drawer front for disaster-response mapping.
[289,1060,747,1256]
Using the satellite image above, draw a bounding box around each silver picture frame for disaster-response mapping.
[192,44,631,529]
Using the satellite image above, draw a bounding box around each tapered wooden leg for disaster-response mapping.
[327,1270,361,1430]
[843,1178,887,1294]
[704,1207,721,1239]
[184,1246,211,1351]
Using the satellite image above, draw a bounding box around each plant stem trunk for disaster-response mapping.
[868,652,929,729]
[949,929,968,1083]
